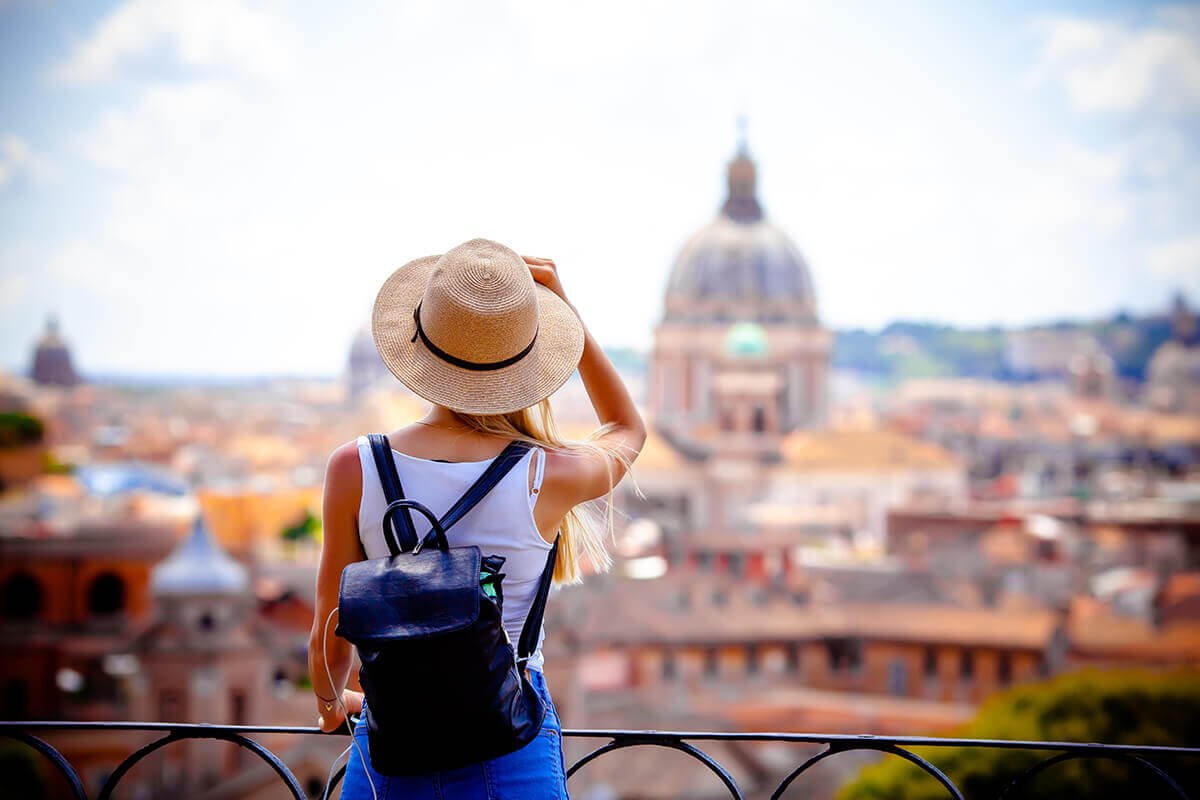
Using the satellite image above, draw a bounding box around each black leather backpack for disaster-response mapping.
[335,433,560,776]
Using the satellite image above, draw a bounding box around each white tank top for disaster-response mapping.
[354,435,554,672]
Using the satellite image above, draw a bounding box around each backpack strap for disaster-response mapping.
[367,433,418,555]
[517,533,559,666]
[434,440,532,530]
[401,439,533,552]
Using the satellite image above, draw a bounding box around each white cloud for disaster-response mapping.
[0,270,30,309]
[0,134,52,189]
[1148,235,1200,293]
[16,1,1200,375]
[53,0,299,85]
[1032,6,1200,114]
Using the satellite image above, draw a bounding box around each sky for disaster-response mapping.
[1,0,1198,378]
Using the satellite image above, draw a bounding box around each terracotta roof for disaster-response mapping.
[779,429,961,472]
[629,426,685,470]
[565,571,1056,650]
[684,530,804,550]
[1069,614,1200,662]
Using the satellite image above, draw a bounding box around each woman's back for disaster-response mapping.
[311,242,646,799]
[354,434,555,671]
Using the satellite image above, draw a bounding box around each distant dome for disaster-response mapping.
[724,321,768,358]
[29,315,80,387]
[151,515,248,596]
[664,148,817,324]
[346,323,392,402]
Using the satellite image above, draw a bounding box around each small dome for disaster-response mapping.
[664,148,817,324]
[724,321,768,358]
[151,515,248,596]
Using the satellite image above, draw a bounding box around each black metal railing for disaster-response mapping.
[3,720,1198,799]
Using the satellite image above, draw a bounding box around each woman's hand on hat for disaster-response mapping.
[522,255,571,305]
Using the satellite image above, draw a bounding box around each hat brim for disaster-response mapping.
[371,254,585,415]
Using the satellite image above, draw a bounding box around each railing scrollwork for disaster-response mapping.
[2,721,1196,799]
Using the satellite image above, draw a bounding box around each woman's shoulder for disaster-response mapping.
[324,439,365,495]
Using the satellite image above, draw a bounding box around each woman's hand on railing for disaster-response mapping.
[316,689,363,733]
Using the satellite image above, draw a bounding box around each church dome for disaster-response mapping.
[151,514,248,596]
[664,147,817,324]
[29,315,80,387]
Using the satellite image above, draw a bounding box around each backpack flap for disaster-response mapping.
[336,546,482,644]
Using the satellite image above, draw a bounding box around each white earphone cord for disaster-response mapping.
[323,607,378,800]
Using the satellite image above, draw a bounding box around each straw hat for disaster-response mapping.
[371,238,585,415]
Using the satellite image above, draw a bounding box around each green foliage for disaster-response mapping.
[838,669,1200,800]
[832,311,1177,382]
[834,323,1010,381]
[42,449,74,474]
[0,412,44,448]
[281,509,321,542]
[0,743,44,799]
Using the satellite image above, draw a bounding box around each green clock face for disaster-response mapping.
[725,321,769,358]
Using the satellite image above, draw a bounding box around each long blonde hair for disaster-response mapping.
[450,398,638,585]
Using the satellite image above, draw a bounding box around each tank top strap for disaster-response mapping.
[528,446,546,510]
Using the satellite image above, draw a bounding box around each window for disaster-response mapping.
[2,680,29,720]
[1,572,43,621]
[158,689,184,723]
[662,651,676,681]
[746,645,759,675]
[960,649,975,681]
[727,553,745,578]
[752,406,766,432]
[87,572,126,615]
[785,643,800,674]
[228,689,248,771]
[826,638,863,673]
[704,648,719,677]
[888,659,909,696]
[923,647,938,679]
[997,652,1012,684]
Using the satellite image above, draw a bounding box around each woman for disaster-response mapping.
[308,238,646,799]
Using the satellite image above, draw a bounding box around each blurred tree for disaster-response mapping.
[0,412,44,448]
[838,669,1200,800]
[0,745,43,799]
[42,450,74,474]
[281,510,320,543]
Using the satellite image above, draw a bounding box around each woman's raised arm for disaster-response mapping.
[523,255,647,505]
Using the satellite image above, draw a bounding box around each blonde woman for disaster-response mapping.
[309,239,645,799]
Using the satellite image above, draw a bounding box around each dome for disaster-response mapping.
[664,148,817,324]
[30,315,80,387]
[346,322,392,401]
[151,514,248,596]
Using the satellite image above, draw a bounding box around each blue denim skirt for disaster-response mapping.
[340,667,569,799]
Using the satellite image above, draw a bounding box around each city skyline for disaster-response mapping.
[1,1,1198,377]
